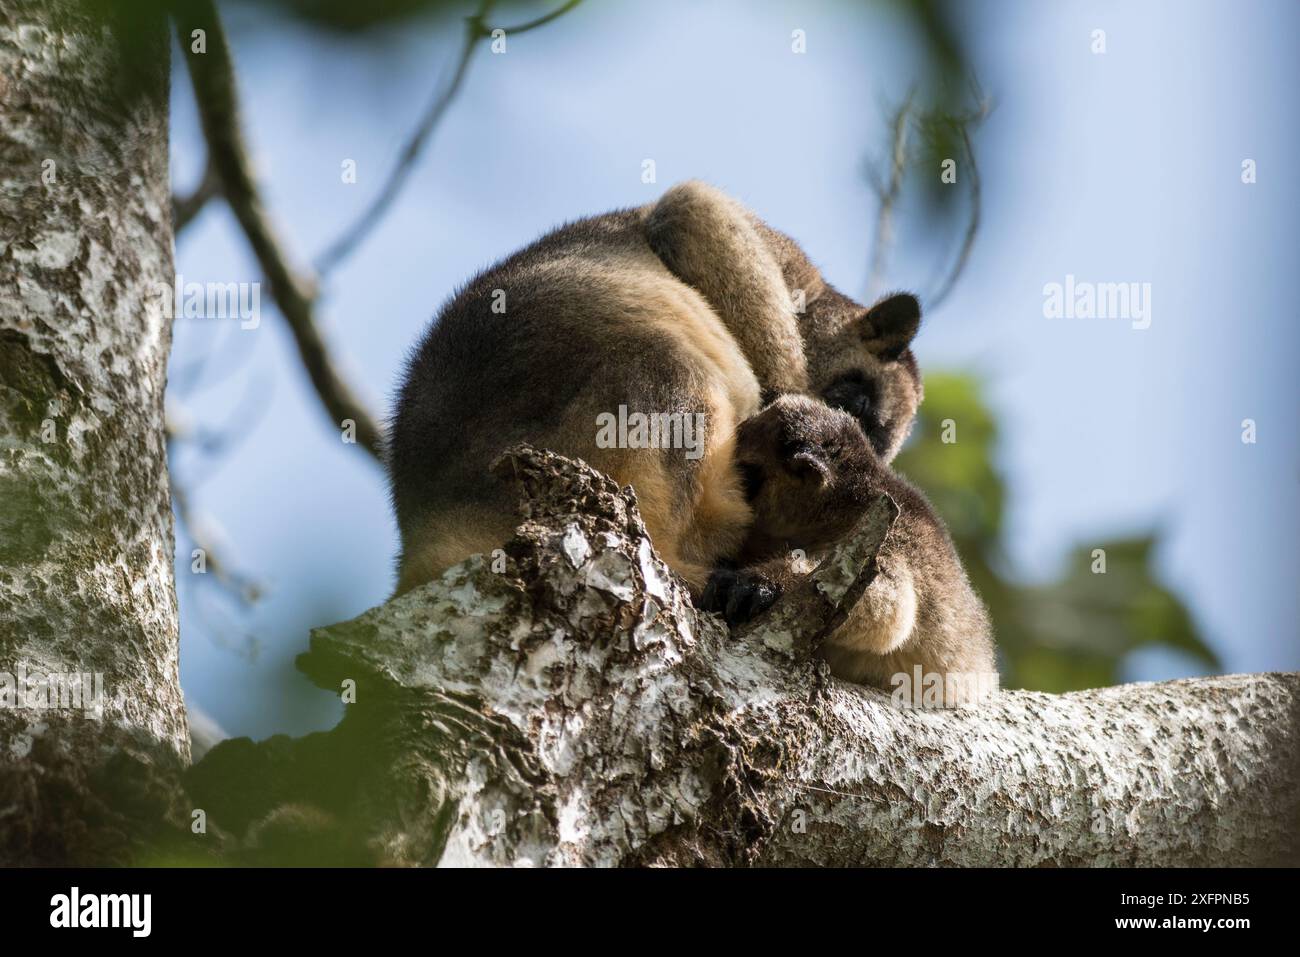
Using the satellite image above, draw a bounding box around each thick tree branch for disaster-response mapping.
[173,0,384,461]
[191,447,1300,867]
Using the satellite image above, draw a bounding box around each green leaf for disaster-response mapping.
[895,371,1219,691]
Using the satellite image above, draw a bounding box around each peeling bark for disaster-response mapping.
[193,446,1299,867]
[0,0,190,865]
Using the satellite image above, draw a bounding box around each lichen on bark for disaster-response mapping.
[0,0,190,865]
[190,446,1299,867]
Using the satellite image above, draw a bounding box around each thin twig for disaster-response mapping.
[866,89,915,300]
[166,411,265,606]
[311,0,499,278]
[170,316,260,398]
[924,85,992,310]
[173,0,384,462]
[173,156,221,233]
[495,0,584,34]
[172,374,276,488]
[171,479,264,605]
[313,0,494,276]
[313,0,584,277]
[925,120,981,311]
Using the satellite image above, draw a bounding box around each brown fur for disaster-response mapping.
[721,395,997,706]
[389,182,925,600]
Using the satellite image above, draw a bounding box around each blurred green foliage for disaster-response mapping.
[894,372,1219,691]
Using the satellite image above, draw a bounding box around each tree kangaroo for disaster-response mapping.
[388,181,924,601]
[707,394,996,705]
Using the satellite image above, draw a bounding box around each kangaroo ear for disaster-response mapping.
[786,447,831,486]
[859,292,921,360]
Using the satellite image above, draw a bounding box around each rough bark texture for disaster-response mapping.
[0,2,1292,869]
[0,0,191,865]
[192,446,1300,867]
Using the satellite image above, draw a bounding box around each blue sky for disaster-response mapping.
[169,0,1299,738]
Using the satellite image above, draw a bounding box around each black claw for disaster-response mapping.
[701,568,780,627]
[700,569,731,614]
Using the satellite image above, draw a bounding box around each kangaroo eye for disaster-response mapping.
[822,374,874,422]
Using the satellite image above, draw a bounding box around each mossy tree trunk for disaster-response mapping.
[0,0,190,865]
